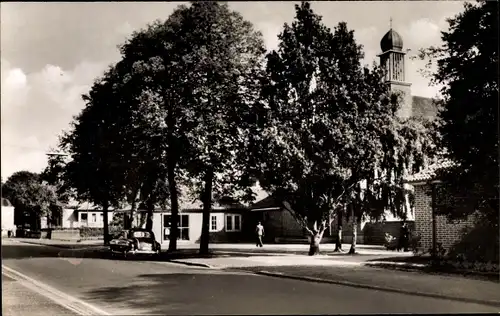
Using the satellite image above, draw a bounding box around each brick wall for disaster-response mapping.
[413,183,475,252]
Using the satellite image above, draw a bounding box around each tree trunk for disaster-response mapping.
[199,169,214,255]
[130,198,137,229]
[308,222,326,256]
[334,208,343,252]
[348,206,357,254]
[102,202,110,245]
[145,199,154,231]
[308,231,323,256]
[126,188,139,229]
[167,163,179,252]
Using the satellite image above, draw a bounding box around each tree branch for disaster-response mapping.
[282,201,314,236]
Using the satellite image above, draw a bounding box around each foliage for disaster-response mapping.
[409,233,422,255]
[110,212,125,229]
[175,1,266,201]
[447,215,499,264]
[114,9,198,250]
[80,226,122,238]
[415,1,499,222]
[41,152,75,204]
[59,68,130,242]
[3,171,59,222]
[256,2,435,243]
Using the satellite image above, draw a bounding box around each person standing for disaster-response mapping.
[255,222,264,247]
[399,223,409,252]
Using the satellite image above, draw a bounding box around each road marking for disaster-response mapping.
[2,265,111,316]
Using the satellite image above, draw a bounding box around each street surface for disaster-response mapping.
[2,239,498,315]
[2,273,78,316]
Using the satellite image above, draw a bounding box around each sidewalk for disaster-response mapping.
[246,265,500,307]
[166,249,500,307]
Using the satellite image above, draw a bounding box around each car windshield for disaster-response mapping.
[131,231,151,238]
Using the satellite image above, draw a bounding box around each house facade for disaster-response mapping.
[52,201,116,229]
[1,198,15,236]
[149,207,249,246]
[144,194,250,245]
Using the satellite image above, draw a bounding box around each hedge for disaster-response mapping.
[80,226,122,238]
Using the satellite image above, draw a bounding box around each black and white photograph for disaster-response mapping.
[1,1,498,315]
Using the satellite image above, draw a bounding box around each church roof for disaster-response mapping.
[411,96,439,120]
[381,28,403,52]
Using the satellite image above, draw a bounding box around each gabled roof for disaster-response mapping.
[251,195,280,210]
[405,159,455,184]
[411,96,439,120]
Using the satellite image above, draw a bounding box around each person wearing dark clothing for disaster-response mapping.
[399,223,410,252]
[255,222,264,247]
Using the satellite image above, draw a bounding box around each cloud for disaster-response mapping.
[401,18,442,49]
[1,60,106,179]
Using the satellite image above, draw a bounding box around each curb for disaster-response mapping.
[365,262,500,278]
[17,240,105,250]
[255,270,500,308]
[2,264,111,315]
[169,259,215,269]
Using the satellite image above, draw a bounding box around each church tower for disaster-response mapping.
[378,22,413,118]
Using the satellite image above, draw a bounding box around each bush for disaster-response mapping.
[447,216,499,264]
[79,226,122,238]
[409,233,422,255]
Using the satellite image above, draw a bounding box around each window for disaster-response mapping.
[92,213,97,223]
[100,213,103,223]
[163,214,190,240]
[80,213,88,224]
[210,215,218,231]
[234,215,241,231]
[225,214,241,232]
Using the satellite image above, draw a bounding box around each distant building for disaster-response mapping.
[1,198,15,237]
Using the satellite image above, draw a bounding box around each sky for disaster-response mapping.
[1,1,467,180]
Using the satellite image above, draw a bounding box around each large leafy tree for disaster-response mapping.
[164,2,266,255]
[416,1,498,223]
[257,2,435,255]
[116,11,196,252]
[3,171,59,230]
[60,69,127,244]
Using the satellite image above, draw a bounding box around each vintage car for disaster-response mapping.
[109,228,161,258]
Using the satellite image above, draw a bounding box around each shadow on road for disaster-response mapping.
[83,272,280,315]
[0,244,301,262]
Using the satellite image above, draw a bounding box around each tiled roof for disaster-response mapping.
[405,159,455,183]
[411,96,439,120]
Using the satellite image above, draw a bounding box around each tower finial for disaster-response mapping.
[390,17,393,29]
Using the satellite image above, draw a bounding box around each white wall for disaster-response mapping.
[1,206,15,234]
[154,212,204,245]
[72,210,115,228]
[61,209,78,228]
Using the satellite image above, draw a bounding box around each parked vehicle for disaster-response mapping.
[109,228,161,258]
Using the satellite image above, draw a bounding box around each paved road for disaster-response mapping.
[2,273,78,316]
[1,241,498,315]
